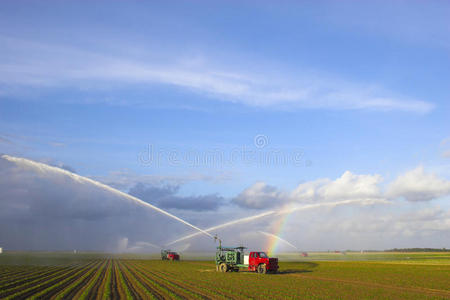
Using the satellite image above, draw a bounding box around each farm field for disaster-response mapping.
[0,252,449,299]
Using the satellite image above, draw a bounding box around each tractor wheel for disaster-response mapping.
[257,264,267,274]
[219,263,228,273]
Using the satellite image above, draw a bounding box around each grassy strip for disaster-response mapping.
[4,261,96,299]
[54,260,104,299]
[117,260,157,299]
[28,261,101,299]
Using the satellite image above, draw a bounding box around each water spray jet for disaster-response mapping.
[259,231,298,251]
[2,155,214,240]
[167,198,389,245]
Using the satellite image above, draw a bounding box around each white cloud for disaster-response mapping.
[301,205,450,249]
[292,171,383,202]
[234,171,384,209]
[387,166,450,201]
[234,167,450,209]
[0,36,434,113]
[232,182,287,209]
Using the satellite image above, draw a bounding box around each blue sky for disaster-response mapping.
[1,1,450,251]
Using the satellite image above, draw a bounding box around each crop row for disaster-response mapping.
[1,258,449,299]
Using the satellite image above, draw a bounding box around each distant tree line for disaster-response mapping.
[385,248,449,252]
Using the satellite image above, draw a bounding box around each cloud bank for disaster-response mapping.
[233,168,450,209]
[387,166,450,202]
[128,182,224,211]
[1,155,449,251]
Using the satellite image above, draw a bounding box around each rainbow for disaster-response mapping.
[264,213,293,255]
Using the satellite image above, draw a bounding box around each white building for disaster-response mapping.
[0,247,3,254]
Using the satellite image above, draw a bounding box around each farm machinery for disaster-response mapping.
[161,249,180,261]
[214,238,278,274]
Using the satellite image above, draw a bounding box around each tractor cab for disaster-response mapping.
[161,249,180,261]
[246,251,278,273]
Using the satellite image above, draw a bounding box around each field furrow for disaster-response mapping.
[1,253,449,300]
[148,268,230,300]
[0,267,77,299]
[149,266,244,299]
[4,261,97,299]
[97,260,112,300]
[109,260,121,300]
[57,260,106,300]
[0,267,54,284]
[116,260,143,299]
[0,266,64,291]
[131,262,217,300]
[119,261,165,300]
[0,267,42,281]
[82,259,109,300]
[25,261,100,300]
[115,260,135,299]
[126,261,185,299]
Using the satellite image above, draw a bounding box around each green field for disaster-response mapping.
[0,252,449,299]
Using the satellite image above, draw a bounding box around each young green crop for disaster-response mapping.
[101,261,112,300]
[0,252,449,299]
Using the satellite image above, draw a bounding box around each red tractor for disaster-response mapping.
[161,249,180,261]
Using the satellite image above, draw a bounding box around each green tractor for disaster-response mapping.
[215,246,246,272]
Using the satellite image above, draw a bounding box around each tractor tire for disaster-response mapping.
[219,263,228,273]
[257,264,267,274]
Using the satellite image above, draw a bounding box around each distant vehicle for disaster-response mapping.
[215,245,278,274]
[161,249,180,261]
[0,247,2,254]
[301,252,308,257]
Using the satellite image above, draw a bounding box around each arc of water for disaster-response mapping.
[258,231,298,250]
[2,155,214,239]
[166,210,276,245]
[167,198,389,245]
